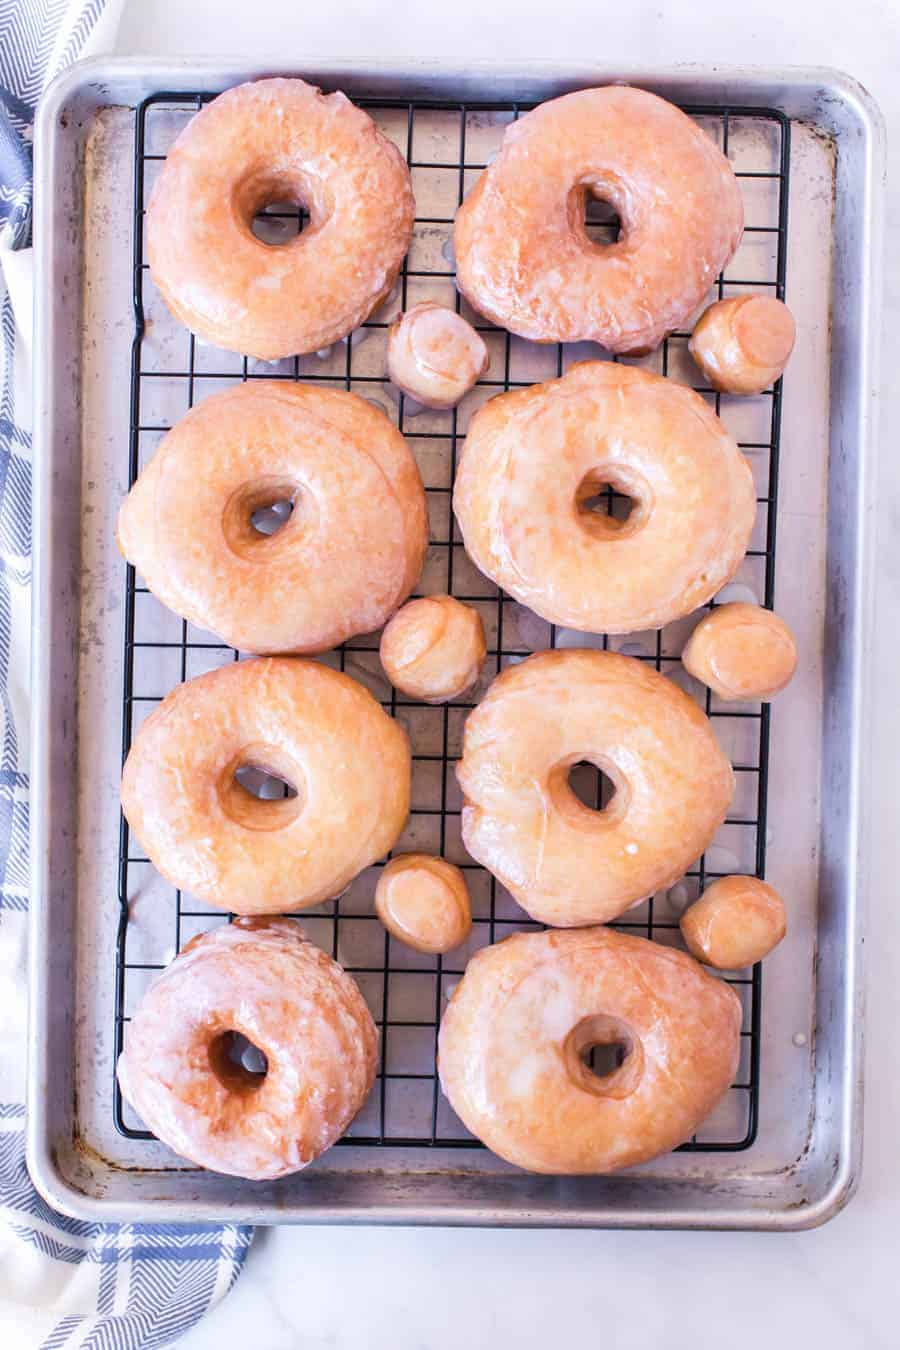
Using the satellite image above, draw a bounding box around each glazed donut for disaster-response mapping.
[387,303,489,408]
[680,876,787,969]
[379,596,487,703]
[121,658,411,913]
[438,927,741,1173]
[682,603,797,701]
[118,382,427,654]
[454,86,743,352]
[454,362,755,634]
[375,855,472,954]
[146,78,415,359]
[689,296,796,394]
[456,650,733,927]
[117,919,377,1179]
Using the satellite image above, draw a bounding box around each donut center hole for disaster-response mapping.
[222,477,305,559]
[567,761,618,812]
[234,763,299,801]
[576,471,634,530]
[209,1030,269,1094]
[234,164,327,247]
[250,498,294,537]
[220,744,304,832]
[550,754,630,828]
[575,467,650,541]
[251,200,310,245]
[583,1040,629,1077]
[564,1015,644,1100]
[239,168,315,247]
[583,188,623,247]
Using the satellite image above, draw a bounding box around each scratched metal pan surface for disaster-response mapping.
[28,60,883,1228]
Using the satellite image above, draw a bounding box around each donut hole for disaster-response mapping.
[567,761,618,812]
[209,1030,269,1094]
[582,188,623,247]
[549,754,630,829]
[250,498,294,537]
[234,762,299,801]
[236,169,318,248]
[222,477,306,559]
[577,484,633,525]
[564,1014,644,1100]
[575,466,650,541]
[220,744,304,831]
[584,1041,628,1076]
[251,200,310,246]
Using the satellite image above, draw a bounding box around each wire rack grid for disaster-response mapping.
[115,90,790,1154]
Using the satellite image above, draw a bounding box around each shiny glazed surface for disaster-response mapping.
[454,86,743,351]
[387,302,489,408]
[374,854,473,954]
[120,657,411,913]
[146,78,415,358]
[453,361,756,633]
[689,295,796,394]
[682,602,798,701]
[438,927,742,1173]
[117,918,378,1180]
[456,650,734,926]
[379,595,487,703]
[680,875,788,968]
[117,382,427,654]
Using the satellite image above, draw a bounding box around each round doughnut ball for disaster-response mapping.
[380,596,487,703]
[438,927,741,1173]
[682,603,797,701]
[375,855,472,954]
[456,650,734,927]
[689,296,796,394]
[387,303,489,409]
[146,78,415,359]
[117,919,378,1179]
[121,658,411,914]
[117,383,427,655]
[680,876,787,968]
[454,362,755,634]
[454,86,743,352]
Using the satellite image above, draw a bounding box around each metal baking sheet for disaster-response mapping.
[28,59,883,1228]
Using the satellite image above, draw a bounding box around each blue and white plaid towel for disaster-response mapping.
[0,5,253,1346]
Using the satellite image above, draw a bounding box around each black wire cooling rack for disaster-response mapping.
[115,91,790,1153]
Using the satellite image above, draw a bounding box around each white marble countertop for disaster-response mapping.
[112,2,900,1345]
